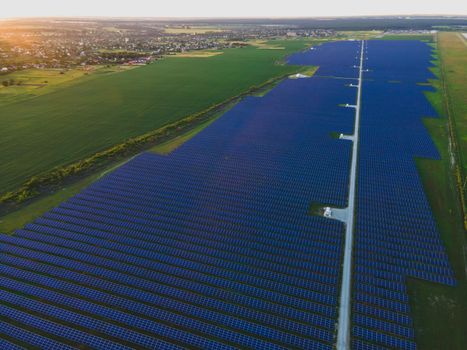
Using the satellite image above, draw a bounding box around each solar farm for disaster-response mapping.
[0,39,457,349]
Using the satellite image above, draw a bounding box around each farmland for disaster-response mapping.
[0,66,137,105]
[163,26,225,34]
[0,39,312,194]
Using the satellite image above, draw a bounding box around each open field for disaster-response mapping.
[173,50,224,58]
[336,30,383,39]
[163,26,225,34]
[249,40,286,50]
[0,66,137,105]
[437,32,467,193]
[407,40,467,350]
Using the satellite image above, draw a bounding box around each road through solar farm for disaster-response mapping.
[0,40,456,349]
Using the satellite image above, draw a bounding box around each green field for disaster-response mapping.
[164,26,225,34]
[0,39,312,194]
[336,30,383,40]
[0,66,137,105]
[438,32,467,191]
[407,35,467,349]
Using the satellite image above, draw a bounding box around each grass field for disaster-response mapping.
[437,32,467,187]
[173,50,224,58]
[336,30,383,40]
[249,40,286,50]
[407,36,467,350]
[0,65,137,105]
[0,39,312,195]
[164,26,225,34]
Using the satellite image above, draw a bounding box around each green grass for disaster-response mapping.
[410,118,467,349]
[0,39,312,195]
[437,32,467,198]
[164,26,225,34]
[406,38,467,349]
[0,66,136,105]
[336,30,384,40]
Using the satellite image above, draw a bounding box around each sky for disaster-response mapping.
[1,0,466,18]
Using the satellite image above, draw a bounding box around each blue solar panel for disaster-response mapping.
[0,303,126,350]
[352,338,389,350]
[0,336,26,350]
[351,40,455,349]
[0,320,74,350]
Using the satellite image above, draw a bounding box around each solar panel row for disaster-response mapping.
[351,40,456,349]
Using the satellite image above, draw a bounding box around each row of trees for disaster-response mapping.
[1,79,18,87]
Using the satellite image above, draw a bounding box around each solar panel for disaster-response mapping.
[351,40,455,348]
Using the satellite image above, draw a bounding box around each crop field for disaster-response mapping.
[173,50,224,58]
[0,39,311,194]
[249,40,287,50]
[163,26,225,34]
[0,65,138,105]
[336,30,383,40]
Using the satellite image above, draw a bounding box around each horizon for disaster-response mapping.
[2,14,467,20]
[2,0,466,19]
[1,14,466,23]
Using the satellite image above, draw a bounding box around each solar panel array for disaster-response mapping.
[0,40,454,349]
[351,40,456,349]
[0,41,362,349]
[288,41,360,78]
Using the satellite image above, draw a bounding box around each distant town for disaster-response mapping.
[0,18,336,73]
